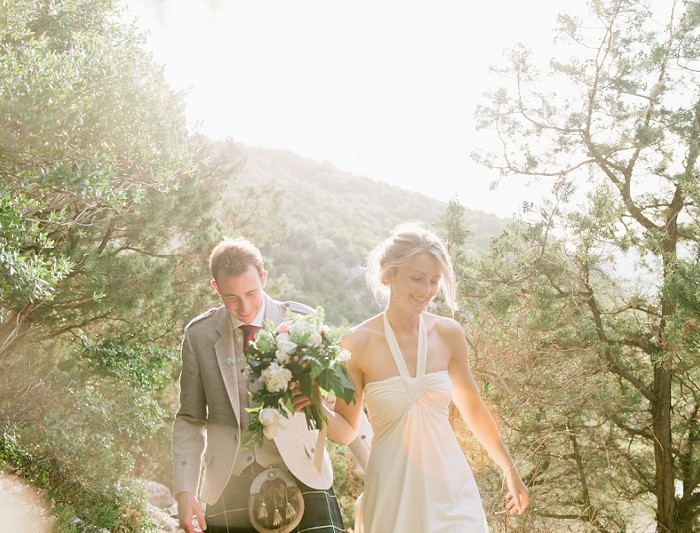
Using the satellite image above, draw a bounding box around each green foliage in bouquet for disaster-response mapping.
[244,307,356,445]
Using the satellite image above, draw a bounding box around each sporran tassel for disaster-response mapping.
[257,501,268,522]
[285,500,296,520]
[273,508,282,527]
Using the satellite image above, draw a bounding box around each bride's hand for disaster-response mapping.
[276,320,293,334]
[289,381,319,412]
[504,468,529,515]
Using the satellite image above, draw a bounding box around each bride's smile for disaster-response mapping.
[386,252,442,312]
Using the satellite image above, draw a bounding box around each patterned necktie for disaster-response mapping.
[240,324,259,355]
[238,324,260,429]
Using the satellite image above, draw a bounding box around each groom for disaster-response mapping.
[173,237,370,533]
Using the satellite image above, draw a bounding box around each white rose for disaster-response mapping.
[275,349,291,365]
[337,349,351,362]
[261,362,293,393]
[309,331,323,347]
[318,324,330,336]
[275,333,297,364]
[258,407,284,439]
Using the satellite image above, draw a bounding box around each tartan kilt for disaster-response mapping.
[204,462,346,533]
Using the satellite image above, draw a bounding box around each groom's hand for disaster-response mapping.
[176,491,207,532]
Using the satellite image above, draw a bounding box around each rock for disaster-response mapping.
[0,470,52,532]
[148,502,183,532]
[167,500,179,517]
[148,480,176,509]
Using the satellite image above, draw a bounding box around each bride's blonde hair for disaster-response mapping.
[366,222,457,313]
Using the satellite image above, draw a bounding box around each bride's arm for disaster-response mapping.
[325,332,366,446]
[445,319,530,515]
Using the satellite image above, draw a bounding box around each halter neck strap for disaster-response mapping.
[383,312,427,378]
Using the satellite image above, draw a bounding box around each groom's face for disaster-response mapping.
[211,265,267,323]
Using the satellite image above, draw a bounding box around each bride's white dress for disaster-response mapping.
[354,313,489,533]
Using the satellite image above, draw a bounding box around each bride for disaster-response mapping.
[328,222,529,532]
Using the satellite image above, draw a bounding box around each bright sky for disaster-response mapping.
[122,0,574,217]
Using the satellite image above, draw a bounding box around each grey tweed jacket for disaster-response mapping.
[172,293,371,504]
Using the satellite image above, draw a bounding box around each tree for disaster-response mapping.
[0,0,241,352]
[0,0,244,529]
[472,0,700,531]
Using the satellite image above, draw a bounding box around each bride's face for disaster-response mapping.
[387,253,442,311]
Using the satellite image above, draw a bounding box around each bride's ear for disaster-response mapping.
[381,270,394,286]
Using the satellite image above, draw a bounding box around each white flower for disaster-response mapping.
[258,407,284,439]
[275,333,297,364]
[318,324,330,335]
[308,331,323,347]
[275,350,290,365]
[261,362,293,393]
[337,349,351,363]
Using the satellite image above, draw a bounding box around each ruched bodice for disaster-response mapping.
[354,313,488,533]
[364,372,451,449]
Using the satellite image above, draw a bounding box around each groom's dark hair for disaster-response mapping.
[209,237,264,282]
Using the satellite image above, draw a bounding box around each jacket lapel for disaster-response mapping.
[213,308,242,424]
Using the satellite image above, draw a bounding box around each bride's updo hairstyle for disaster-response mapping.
[366,222,458,313]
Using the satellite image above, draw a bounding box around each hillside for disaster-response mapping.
[224,145,510,324]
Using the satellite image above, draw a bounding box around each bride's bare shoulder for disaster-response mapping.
[423,312,463,337]
[344,313,384,352]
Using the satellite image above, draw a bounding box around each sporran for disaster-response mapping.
[248,467,304,533]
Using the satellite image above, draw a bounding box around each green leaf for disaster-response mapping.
[299,373,313,399]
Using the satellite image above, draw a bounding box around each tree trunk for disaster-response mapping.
[655,217,680,532]
[653,363,675,532]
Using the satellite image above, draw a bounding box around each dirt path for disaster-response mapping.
[0,470,52,531]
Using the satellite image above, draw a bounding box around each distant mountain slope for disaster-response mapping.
[229,145,509,324]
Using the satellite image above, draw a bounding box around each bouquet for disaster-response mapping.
[244,307,356,446]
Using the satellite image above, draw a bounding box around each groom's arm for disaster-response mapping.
[173,332,208,496]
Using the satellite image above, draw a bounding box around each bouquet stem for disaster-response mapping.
[303,400,327,431]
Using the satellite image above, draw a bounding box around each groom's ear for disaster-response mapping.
[260,269,268,288]
[211,279,221,295]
